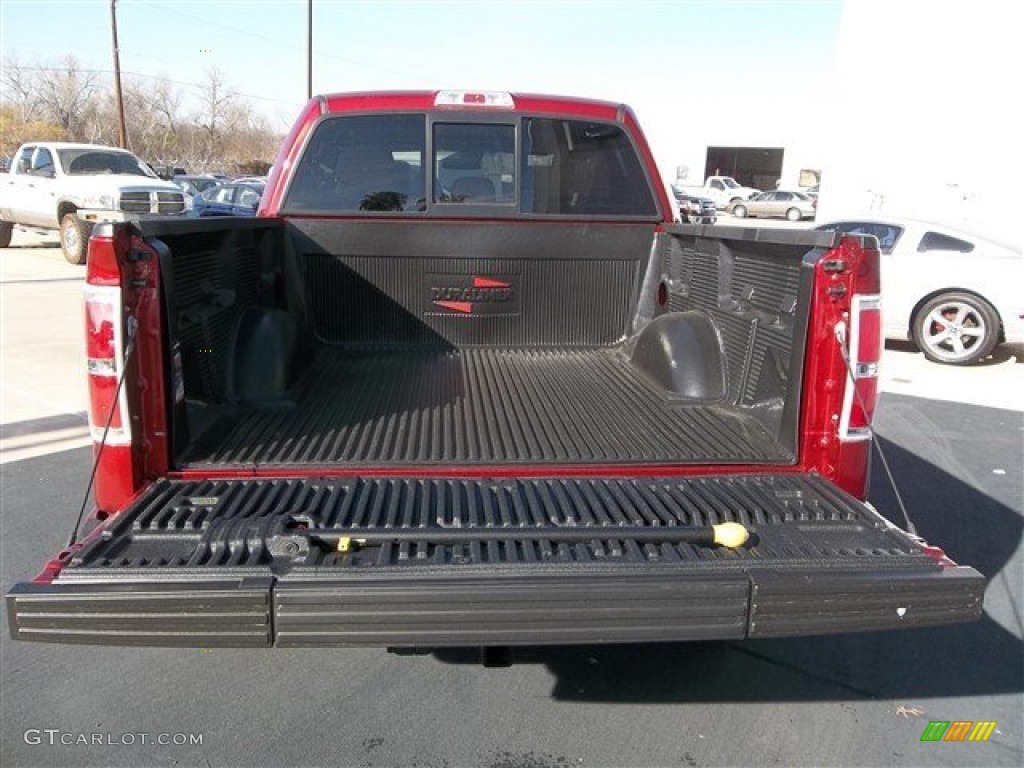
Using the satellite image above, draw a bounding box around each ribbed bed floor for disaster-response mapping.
[184,348,791,467]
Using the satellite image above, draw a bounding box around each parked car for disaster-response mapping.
[676,175,759,210]
[173,175,219,197]
[0,142,185,263]
[803,184,820,199]
[672,188,716,224]
[150,163,187,180]
[815,217,1023,365]
[729,190,816,221]
[172,175,220,212]
[193,181,265,216]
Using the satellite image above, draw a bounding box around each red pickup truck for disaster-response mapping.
[6,91,983,650]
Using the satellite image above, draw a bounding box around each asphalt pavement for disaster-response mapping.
[1,229,1021,768]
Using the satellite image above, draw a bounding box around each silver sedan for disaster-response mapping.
[729,190,816,221]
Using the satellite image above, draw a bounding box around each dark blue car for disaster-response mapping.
[193,182,265,217]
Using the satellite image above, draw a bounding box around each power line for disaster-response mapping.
[3,4,432,117]
[134,1,432,85]
[3,64,305,108]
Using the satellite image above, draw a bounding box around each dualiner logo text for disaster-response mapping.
[430,276,515,315]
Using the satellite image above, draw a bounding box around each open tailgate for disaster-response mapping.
[7,473,984,647]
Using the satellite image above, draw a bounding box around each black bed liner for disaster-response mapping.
[7,474,985,646]
[183,348,791,467]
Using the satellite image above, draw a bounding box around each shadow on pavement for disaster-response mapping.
[7,238,61,250]
[1,412,88,439]
[434,404,1023,703]
[435,612,1021,702]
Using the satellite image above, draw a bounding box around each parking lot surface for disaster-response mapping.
[1,228,1021,767]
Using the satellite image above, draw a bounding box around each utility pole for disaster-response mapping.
[307,0,313,100]
[110,0,128,148]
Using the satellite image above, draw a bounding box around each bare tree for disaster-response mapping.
[196,66,236,166]
[1,56,43,123]
[33,55,99,135]
[1,55,282,172]
[149,77,183,160]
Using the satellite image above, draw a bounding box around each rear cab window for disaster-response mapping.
[283,111,658,219]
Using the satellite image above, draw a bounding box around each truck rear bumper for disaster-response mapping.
[7,565,984,648]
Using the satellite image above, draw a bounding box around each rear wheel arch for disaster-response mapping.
[57,200,78,222]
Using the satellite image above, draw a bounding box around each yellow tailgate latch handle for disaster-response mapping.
[711,522,749,548]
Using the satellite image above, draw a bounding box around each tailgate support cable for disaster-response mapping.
[835,322,917,536]
[66,317,137,548]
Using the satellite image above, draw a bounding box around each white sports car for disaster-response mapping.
[816,217,1023,365]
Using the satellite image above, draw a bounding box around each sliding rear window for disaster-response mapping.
[434,123,516,206]
[284,113,658,218]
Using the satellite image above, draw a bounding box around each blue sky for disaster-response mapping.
[3,2,1017,241]
[1,0,843,133]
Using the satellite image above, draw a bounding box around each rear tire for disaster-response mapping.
[912,292,1001,365]
[60,213,87,265]
[732,204,747,218]
[786,207,802,222]
[0,221,12,248]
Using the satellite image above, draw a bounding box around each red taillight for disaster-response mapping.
[84,225,144,515]
[86,224,128,286]
[84,285,129,444]
[849,375,878,430]
[856,302,883,362]
[840,294,882,439]
[85,296,116,364]
[88,372,124,431]
[850,237,881,295]
[836,237,882,443]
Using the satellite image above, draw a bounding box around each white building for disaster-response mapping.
[816,0,1019,246]
[649,1,1019,248]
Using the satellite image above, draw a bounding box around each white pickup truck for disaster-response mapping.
[0,142,186,264]
[675,175,760,210]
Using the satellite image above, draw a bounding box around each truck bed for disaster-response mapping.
[155,218,813,471]
[183,346,791,467]
[7,473,984,646]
